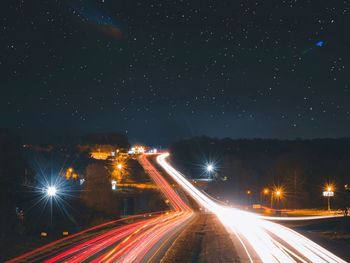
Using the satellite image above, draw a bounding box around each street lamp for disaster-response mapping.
[271,187,283,209]
[260,188,269,204]
[205,163,215,180]
[117,163,123,170]
[323,184,334,211]
[206,164,213,172]
[46,186,57,197]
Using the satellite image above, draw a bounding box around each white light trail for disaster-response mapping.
[157,153,346,263]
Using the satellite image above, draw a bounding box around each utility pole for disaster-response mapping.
[270,192,273,209]
[294,170,297,209]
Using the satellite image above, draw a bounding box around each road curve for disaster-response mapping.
[157,152,346,263]
[7,154,194,263]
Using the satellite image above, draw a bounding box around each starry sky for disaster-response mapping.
[1,0,350,144]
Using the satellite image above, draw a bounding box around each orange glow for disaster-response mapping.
[65,167,78,180]
[324,182,335,193]
[90,152,110,160]
[156,153,345,263]
[115,183,158,189]
[272,186,284,199]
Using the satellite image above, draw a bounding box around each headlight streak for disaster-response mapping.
[90,154,193,263]
[16,154,194,263]
[6,211,166,263]
[157,152,346,263]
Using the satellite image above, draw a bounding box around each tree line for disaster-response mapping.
[170,137,350,209]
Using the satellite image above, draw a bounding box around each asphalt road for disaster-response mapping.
[7,154,194,263]
[157,152,348,262]
[7,152,348,263]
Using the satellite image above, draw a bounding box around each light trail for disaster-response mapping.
[202,191,341,222]
[5,211,166,263]
[157,152,346,263]
[43,154,193,263]
[7,154,193,263]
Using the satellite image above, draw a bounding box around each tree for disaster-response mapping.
[81,163,117,214]
[0,130,28,248]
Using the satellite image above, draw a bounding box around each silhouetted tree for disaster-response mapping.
[81,163,118,214]
[170,137,350,208]
[0,130,28,248]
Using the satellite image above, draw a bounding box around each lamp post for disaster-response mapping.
[275,190,281,210]
[271,188,283,209]
[206,164,214,179]
[323,185,334,211]
[260,188,269,204]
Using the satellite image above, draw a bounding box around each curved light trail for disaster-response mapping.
[157,152,346,263]
[7,154,193,263]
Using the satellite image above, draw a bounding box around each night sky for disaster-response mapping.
[1,0,350,144]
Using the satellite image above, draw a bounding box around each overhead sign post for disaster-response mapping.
[323,190,334,211]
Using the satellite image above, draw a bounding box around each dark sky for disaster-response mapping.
[1,0,350,144]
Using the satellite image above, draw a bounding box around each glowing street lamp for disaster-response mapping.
[270,187,284,209]
[46,186,57,197]
[117,163,123,170]
[260,188,269,204]
[323,184,334,211]
[205,163,216,180]
[206,164,213,172]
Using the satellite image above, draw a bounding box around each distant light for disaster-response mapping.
[273,186,284,199]
[207,164,213,172]
[46,186,57,197]
[117,163,123,170]
[111,180,117,190]
[323,191,334,197]
[324,183,335,196]
[315,40,325,47]
[148,148,158,154]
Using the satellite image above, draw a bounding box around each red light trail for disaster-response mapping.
[7,154,193,263]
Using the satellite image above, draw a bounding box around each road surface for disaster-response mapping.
[157,152,347,263]
[7,152,347,262]
[6,154,194,263]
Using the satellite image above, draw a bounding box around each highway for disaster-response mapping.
[7,155,194,263]
[7,152,347,262]
[157,152,347,263]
